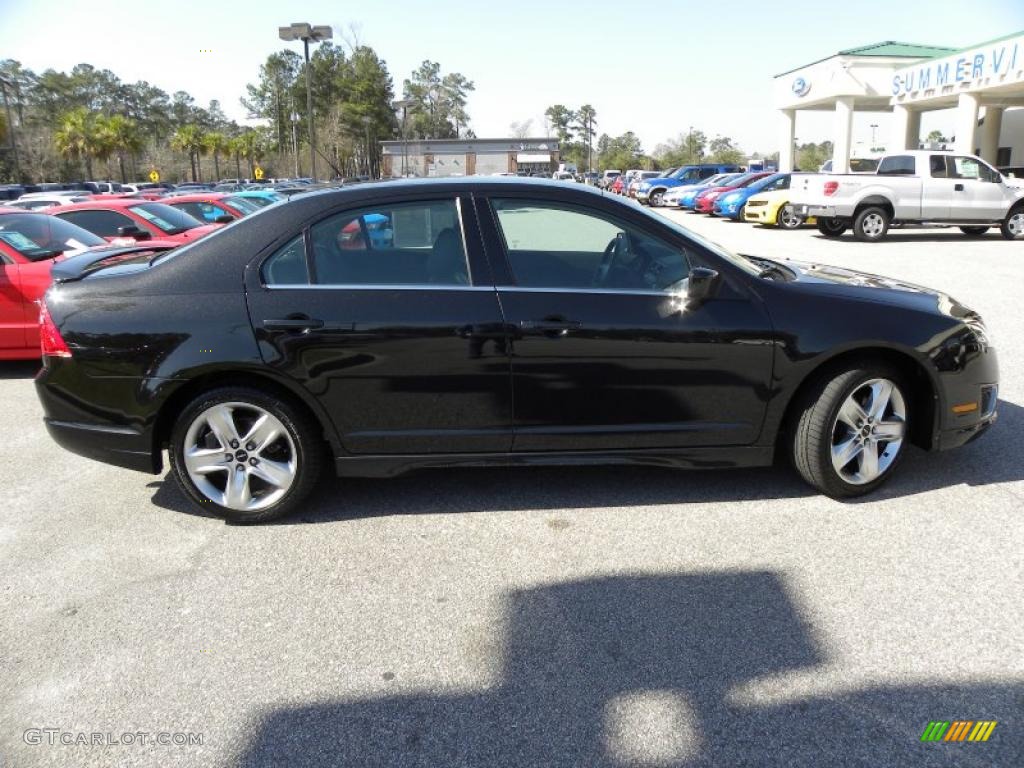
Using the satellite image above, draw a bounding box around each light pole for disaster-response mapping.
[392,99,415,178]
[0,75,20,182]
[278,22,332,181]
[290,110,300,178]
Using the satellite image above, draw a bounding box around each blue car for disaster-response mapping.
[663,173,742,208]
[636,163,741,206]
[712,173,791,219]
[675,173,746,210]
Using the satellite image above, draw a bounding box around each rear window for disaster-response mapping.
[877,156,916,175]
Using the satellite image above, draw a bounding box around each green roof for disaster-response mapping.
[837,41,957,58]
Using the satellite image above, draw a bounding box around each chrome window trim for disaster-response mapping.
[265,283,494,292]
[497,286,676,297]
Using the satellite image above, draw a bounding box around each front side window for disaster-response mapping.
[949,156,1000,182]
[171,201,229,223]
[877,155,916,175]
[308,199,469,286]
[491,198,689,292]
[56,209,136,238]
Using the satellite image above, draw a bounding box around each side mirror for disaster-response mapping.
[685,266,719,308]
[117,225,150,240]
[214,214,235,224]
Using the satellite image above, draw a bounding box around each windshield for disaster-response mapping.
[224,196,260,214]
[128,203,205,234]
[747,173,784,192]
[670,167,701,180]
[0,212,105,261]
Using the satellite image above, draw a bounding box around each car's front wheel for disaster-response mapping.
[169,386,324,523]
[792,363,909,497]
[777,204,804,230]
[1000,205,1024,240]
[649,189,665,207]
[959,225,989,236]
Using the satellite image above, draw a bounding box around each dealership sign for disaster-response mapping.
[892,34,1023,102]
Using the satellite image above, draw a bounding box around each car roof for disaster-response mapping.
[160,193,230,203]
[49,198,159,211]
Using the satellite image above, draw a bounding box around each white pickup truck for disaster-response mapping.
[791,150,1024,242]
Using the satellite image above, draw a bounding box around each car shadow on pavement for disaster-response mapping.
[235,571,1022,767]
[0,361,41,379]
[148,400,1024,524]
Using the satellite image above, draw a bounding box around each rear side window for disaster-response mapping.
[262,235,309,285]
[308,199,469,286]
[56,209,136,237]
[929,155,947,178]
[877,155,916,175]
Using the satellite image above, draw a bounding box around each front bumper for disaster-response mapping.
[744,204,771,223]
[636,189,650,201]
[935,346,999,451]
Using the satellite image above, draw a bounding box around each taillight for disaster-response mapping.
[39,301,72,358]
[824,181,839,196]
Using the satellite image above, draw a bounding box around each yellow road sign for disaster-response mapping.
[148,170,160,183]
[253,166,264,180]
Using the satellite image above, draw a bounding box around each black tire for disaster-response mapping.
[169,386,324,523]
[777,204,804,230]
[816,217,847,237]
[853,206,890,242]
[1000,205,1024,240]
[649,188,665,207]
[791,362,910,498]
[959,226,989,236]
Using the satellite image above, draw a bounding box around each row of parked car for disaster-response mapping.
[0,181,312,361]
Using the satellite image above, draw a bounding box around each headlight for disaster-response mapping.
[965,314,990,348]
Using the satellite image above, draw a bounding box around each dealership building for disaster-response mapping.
[775,32,1024,172]
[380,138,561,178]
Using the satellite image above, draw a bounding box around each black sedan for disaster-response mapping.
[34,179,998,522]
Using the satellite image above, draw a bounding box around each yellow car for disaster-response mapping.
[743,188,815,229]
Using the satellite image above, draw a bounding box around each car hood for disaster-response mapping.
[746,189,788,203]
[771,258,974,318]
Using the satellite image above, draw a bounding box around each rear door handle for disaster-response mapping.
[263,317,324,331]
[519,319,581,333]
[954,183,965,191]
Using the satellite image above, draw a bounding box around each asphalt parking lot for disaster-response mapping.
[1,209,1022,767]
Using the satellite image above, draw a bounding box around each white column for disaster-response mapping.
[905,110,921,150]
[832,97,854,174]
[979,106,1003,164]
[778,109,795,172]
[954,92,981,156]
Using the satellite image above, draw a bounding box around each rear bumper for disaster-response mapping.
[43,418,158,473]
[798,204,838,218]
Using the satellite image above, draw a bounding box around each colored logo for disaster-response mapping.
[921,720,997,742]
[792,77,810,97]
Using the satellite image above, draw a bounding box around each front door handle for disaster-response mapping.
[954,183,965,191]
[263,316,325,332]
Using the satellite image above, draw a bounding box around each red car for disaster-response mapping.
[610,176,627,195]
[693,172,774,214]
[0,208,174,359]
[47,198,223,245]
[159,192,260,224]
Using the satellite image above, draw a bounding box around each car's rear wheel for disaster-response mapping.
[853,206,890,242]
[816,217,847,237]
[650,189,665,207]
[959,225,989,236]
[792,364,909,497]
[169,386,324,523]
[1000,205,1024,240]
[777,204,804,230]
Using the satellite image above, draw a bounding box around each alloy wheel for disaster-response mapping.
[830,378,906,485]
[779,205,802,229]
[182,402,297,511]
[861,213,886,238]
[1008,211,1024,237]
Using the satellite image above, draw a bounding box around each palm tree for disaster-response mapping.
[169,124,204,182]
[228,135,245,179]
[203,131,228,182]
[54,107,101,179]
[237,130,263,178]
[101,115,144,183]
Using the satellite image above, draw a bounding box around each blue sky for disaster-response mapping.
[1,0,1021,154]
